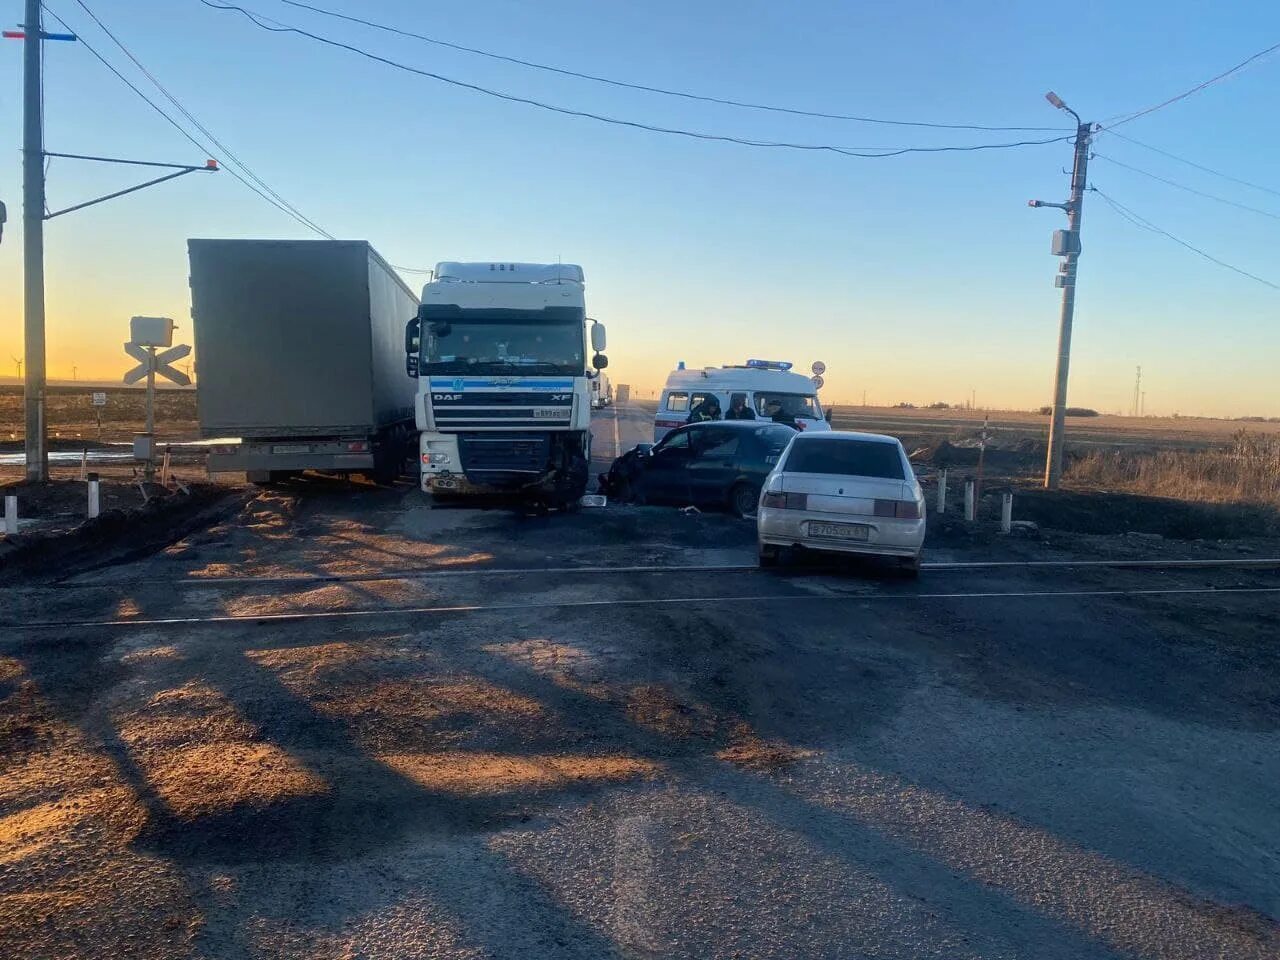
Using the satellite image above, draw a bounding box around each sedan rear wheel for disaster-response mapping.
[758,544,780,568]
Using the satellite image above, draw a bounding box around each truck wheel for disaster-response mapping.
[370,435,402,486]
[371,455,398,486]
[249,470,297,486]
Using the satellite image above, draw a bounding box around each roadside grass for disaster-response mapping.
[1066,431,1280,508]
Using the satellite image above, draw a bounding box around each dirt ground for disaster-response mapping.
[1,404,1277,959]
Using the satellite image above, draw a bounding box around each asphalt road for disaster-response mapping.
[2,403,1278,959]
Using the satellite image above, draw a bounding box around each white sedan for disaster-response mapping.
[756,431,926,575]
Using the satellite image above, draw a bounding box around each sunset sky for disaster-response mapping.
[1,0,1277,416]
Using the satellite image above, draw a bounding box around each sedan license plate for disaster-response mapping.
[808,521,869,541]
[272,444,310,455]
[532,407,567,419]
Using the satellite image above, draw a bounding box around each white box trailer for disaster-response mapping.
[189,239,420,483]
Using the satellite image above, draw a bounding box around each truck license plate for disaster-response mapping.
[532,408,566,419]
[272,444,310,454]
[809,521,869,541]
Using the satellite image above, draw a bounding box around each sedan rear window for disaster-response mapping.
[783,438,905,479]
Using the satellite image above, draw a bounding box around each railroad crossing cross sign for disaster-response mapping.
[123,342,191,386]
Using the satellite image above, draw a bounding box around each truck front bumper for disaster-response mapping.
[420,432,557,492]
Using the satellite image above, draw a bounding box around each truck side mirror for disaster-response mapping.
[592,353,609,370]
[404,317,420,377]
[590,321,607,353]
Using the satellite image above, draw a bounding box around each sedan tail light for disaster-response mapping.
[762,491,808,510]
[875,499,922,519]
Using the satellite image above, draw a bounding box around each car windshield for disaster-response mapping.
[755,392,819,419]
[783,438,905,479]
[424,318,584,375]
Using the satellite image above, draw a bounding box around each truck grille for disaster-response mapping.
[458,433,551,474]
[431,391,574,429]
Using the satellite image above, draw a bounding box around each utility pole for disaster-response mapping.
[1030,91,1093,489]
[1132,366,1142,417]
[22,0,47,483]
[6,15,211,484]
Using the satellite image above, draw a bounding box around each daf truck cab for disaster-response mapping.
[404,262,606,504]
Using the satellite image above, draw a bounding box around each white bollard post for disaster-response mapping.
[936,469,948,515]
[87,472,101,519]
[79,447,88,481]
[964,480,976,522]
[1000,492,1013,533]
[3,495,17,535]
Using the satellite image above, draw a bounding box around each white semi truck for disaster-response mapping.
[591,372,613,409]
[403,262,607,505]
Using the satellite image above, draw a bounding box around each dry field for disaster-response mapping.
[0,385,200,447]
[1066,433,1280,509]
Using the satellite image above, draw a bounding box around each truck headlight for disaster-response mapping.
[422,452,451,465]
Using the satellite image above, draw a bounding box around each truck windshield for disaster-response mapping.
[424,319,584,376]
[754,392,820,420]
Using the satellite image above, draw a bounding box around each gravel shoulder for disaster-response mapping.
[1,406,1278,959]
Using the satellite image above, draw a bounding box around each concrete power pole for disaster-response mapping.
[1031,91,1093,490]
[1132,366,1142,417]
[22,0,47,483]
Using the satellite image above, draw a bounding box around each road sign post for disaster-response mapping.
[123,322,190,483]
[91,390,106,440]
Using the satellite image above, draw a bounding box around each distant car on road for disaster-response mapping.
[757,431,925,574]
[601,420,796,517]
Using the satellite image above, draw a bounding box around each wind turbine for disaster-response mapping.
[10,356,21,379]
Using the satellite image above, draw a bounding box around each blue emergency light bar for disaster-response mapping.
[746,359,793,371]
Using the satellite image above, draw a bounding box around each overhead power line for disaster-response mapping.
[197,0,1073,159]
[1098,128,1280,200]
[66,0,335,239]
[277,0,1067,134]
[42,3,334,239]
[41,4,459,279]
[1092,187,1280,292]
[1101,39,1280,128]
[1092,154,1280,222]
